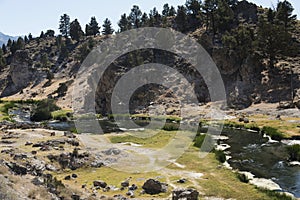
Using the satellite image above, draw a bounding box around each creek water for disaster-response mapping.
[9,108,300,197]
[222,128,300,197]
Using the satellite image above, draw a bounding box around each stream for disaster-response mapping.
[222,128,300,197]
[8,108,300,197]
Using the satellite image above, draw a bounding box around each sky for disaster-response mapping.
[0,0,299,37]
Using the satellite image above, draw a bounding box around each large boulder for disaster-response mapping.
[172,188,199,200]
[142,179,167,195]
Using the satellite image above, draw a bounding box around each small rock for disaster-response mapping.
[64,175,71,180]
[93,180,107,188]
[172,188,199,200]
[25,141,33,146]
[128,184,138,191]
[177,178,187,184]
[72,174,78,178]
[121,180,130,188]
[71,194,80,200]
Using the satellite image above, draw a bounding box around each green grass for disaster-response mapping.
[53,167,169,198]
[261,126,286,141]
[108,130,178,148]
[51,109,72,120]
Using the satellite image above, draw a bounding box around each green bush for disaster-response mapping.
[30,99,60,122]
[0,101,15,114]
[162,123,179,131]
[214,150,226,163]
[262,126,285,141]
[286,144,300,161]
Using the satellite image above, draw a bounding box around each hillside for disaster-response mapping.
[0,1,299,114]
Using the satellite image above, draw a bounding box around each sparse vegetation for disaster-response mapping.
[214,149,226,163]
[286,144,300,161]
[261,126,286,141]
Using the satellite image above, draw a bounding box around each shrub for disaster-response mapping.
[194,134,206,148]
[162,123,179,131]
[262,126,285,141]
[286,144,300,161]
[214,150,226,163]
[30,99,60,122]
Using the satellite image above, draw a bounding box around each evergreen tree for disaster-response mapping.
[169,6,177,16]
[7,39,12,48]
[45,30,55,37]
[175,6,188,32]
[24,35,29,43]
[222,23,256,63]
[118,14,131,32]
[28,33,33,40]
[86,17,100,36]
[102,18,114,35]
[0,48,6,67]
[2,44,7,54]
[70,19,84,41]
[40,31,45,38]
[141,13,149,27]
[162,4,170,17]
[275,0,297,32]
[129,5,142,28]
[59,14,71,37]
[216,0,234,32]
[11,37,25,54]
[257,8,295,68]
[149,7,161,27]
[203,0,218,34]
[186,0,201,16]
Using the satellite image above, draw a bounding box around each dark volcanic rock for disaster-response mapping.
[142,179,167,195]
[93,180,107,188]
[172,188,199,200]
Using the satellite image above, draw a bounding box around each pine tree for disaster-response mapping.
[2,44,7,54]
[40,31,45,38]
[203,0,218,34]
[59,14,71,37]
[149,7,161,27]
[28,33,33,40]
[86,17,100,36]
[222,23,255,63]
[162,4,170,17]
[257,8,295,68]
[186,0,201,16]
[70,19,84,41]
[0,48,6,67]
[11,37,25,54]
[175,6,188,32]
[169,6,177,16]
[118,14,131,32]
[276,0,297,32]
[45,30,55,37]
[7,39,12,48]
[129,5,142,28]
[102,18,114,35]
[24,35,29,43]
[216,0,234,32]
[141,13,149,27]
